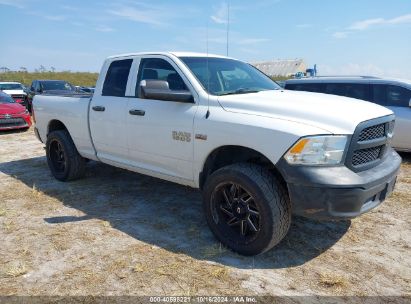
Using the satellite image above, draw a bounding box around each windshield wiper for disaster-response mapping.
[219,88,261,96]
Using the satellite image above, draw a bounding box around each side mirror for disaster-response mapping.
[409,98,411,108]
[139,80,193,103]
[36,88,43,93]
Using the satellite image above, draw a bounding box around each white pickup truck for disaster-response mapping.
[33,52,401,255]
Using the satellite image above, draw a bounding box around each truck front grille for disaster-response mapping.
[352,146,383,166]
[358,123,385,142]
[0,118,27,128]
[346,115,394,172]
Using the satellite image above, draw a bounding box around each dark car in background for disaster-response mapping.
[285,76,411,152]
[28,80,78,102]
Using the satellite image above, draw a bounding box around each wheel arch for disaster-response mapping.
[47,119,68,135]
[199,145,286,190]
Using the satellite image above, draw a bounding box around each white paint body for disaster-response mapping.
[33,52,393,188]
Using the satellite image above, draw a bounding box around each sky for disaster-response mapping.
[0,0,410,78]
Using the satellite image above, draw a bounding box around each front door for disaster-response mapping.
[126,56,198,181]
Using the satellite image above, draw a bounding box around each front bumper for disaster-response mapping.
[0,114,32,131]
[276,148,401,220]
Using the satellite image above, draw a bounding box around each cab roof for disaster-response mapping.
[107,51,232,60]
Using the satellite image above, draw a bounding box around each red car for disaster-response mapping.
[0,91,31,131]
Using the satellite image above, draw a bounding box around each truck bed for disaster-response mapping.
[33,94,97,160]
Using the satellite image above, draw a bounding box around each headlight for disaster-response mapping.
[285,135,348,165]
[18,110,29,115]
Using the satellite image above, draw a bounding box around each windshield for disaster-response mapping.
[180,57,281,95]
[0,93,16,103]
[0,83,23,90]
[42,81,74,91]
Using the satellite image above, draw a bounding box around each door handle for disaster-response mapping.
[129,109,145,116]
[92,106,105,112]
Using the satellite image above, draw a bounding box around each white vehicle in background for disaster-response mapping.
[33,52,401,256]
[285,77,411,152]
[0,82,29,110]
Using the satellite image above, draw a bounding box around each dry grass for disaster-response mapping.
[4,263,28,278]
[0,128,410,297]
[318,272,349,289]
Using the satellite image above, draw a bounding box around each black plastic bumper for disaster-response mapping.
[276,148,401,220]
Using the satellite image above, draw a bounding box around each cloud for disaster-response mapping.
[332,31,348,39]
[43,15,67,21]
[349,14,411,30]
[211,2,229,24]
[348,18,386,30]
[319,63,385,76]
[107,3,173,26]
[296,24,312,29]
[95,25,115,33]
[333,13,411,38]
[0,0,26,9]
[61,5,79,12]
[27,11,67,21]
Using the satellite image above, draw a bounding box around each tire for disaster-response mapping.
[203,163,291,256]
[46,130,86,181]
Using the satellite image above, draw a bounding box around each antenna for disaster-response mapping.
[226,2,230,56]
[206,18,210,119]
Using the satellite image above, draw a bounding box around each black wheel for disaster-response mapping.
[203,163,291,256]
[46,130,86,181]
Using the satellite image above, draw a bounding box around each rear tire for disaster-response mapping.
[203,163,291,256]
[46,130,86,181]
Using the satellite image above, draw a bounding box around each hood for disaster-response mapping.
[2,89,26,96]
[0,102,26,114]
[218,90,393,134]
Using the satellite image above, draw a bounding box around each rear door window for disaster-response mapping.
[386,85,411,107]
[102,59,133,97]
[372,84,411,107]
[371,85,387,106]
[285,83,323,93]
[325,83,369,101]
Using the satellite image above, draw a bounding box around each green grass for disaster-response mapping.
[0,72,99,87]
[271,76,291,81]
[0,72,287,88]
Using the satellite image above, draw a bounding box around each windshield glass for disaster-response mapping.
[0,83,23,90]
[180,57,281,95]
[42,81,74,91]
[0,93,16,103]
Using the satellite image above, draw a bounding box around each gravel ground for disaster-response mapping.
[0,128,410,302]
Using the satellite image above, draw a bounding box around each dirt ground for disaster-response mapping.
[0,128,410,301]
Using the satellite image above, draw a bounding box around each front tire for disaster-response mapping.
[203,163,291,256]
[46,130,86,181]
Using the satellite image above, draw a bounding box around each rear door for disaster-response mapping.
[371,83,411,150]
[89,58,133,164]
[126,56,198,181]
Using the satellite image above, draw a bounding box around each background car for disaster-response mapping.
[0,82,30,111]
[74,86,95,93]
[0,91,31,131]
[28,80,78,102]
[285,76,411,152]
